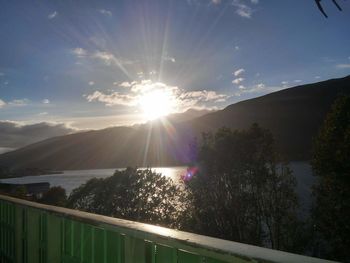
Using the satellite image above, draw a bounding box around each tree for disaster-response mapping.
[184,124,303,252]
[311,96,350,261]
[67,168,187,228]
[39,186,67,206]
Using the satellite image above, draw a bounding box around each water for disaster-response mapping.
[0,162,315,213]
[0,167,187,195]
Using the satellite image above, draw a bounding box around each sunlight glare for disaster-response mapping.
[139,90,174,120]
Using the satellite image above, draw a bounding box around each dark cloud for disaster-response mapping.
[0,121,77,150]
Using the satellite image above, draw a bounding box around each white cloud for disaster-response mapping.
[48,11,58,19]
[93,51,117,65]
[88,81,95,86]
[233,68,245,76]
[8,99,30,107]
[119,81,136,88]
[232,77,244,84]
[234,45,240,51]
[85,80,229,111]
[235,83,282,96]
[294,79,302,83]
[71,47,87,58]
[212,0,221,4]
[281,81,289,85]
[336,64,350,69]
[0,99,6,108]
[42,99,50,104]
[232,1,253,18]
[315,76,321,79]
[99,9,112,16]
[86,91,137,107]
[162,55,176,63]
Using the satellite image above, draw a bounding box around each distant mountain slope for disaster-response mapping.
[189,75,350,160]
[0,76,349,170]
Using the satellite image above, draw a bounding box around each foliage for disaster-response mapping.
[311,96,350,261]
[39,186,67,207]
[184,124,303,252]
[67,168,187,228]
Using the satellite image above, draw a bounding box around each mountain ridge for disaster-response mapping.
[0,75,349,170]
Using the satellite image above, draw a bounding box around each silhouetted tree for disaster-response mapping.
[311,96,350,261]
[67,168,187,228]
[39,186,67,206]
[184,124,304,252]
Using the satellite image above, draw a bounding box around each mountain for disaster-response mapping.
[0,76,349,170]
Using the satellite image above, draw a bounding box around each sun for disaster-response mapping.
[139,90,174,120]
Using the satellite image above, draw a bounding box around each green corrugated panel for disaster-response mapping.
[27,208,40,263]
[105,230,122,263]
[94,227,105,263]
[155,243,177,263]
[178,250,203,263]
[46,214,62,263]
[144,240,155,263]
[39,212,48,263]
[82,223,93,263]
[73,221,82,259]
[14,206,23,263]
[124,236,146,263]
[63,219,72,259]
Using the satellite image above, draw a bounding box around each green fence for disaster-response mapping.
[0,194,334,263]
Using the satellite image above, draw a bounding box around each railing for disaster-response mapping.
[0,194,335,263]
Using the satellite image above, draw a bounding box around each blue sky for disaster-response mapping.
[0,0,349,129]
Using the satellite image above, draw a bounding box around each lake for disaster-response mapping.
[0,162,315,213]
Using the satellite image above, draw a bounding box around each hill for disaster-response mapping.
[0,76,349,170]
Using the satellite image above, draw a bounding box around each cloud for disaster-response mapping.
[232,0,253,18]
[99,9,112,16]
[251,0,259,4]
[294,80,302,83]
[42,99,50,104]
[212,0,221,4]
[0,99,6,108]
[0,72,4,76]
[162,55,176,63]
[48,11,58,19]
[86,91,137,107]
[119,81,136,88]
[235,83,282,96]
[85,80,229,111]
[71,48,87,58]
[233,68,245,77]
[88,81,95,86]
[232,77,244,84]
[0,121,77,149]
[8,99,30,107]
[336,64,350,69]
[71,48,134,67]
[315,76,321,79]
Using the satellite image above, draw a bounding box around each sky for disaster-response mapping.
[0,0,350,140]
